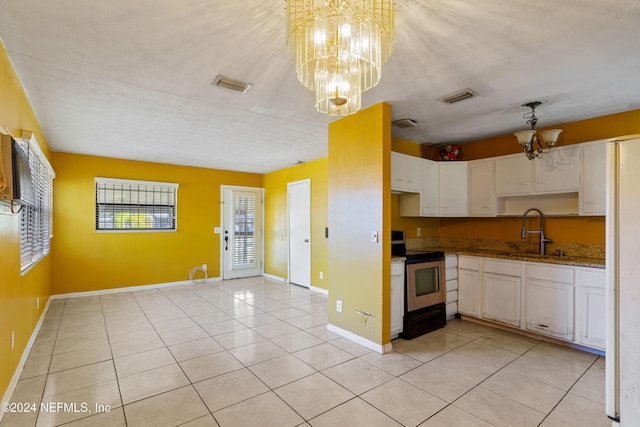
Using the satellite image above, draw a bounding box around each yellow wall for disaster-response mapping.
[0,42,52,400]
[328,103,392,346]
[50,152,263,294]
[264,158,328,289]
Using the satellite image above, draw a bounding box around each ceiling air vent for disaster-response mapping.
[212,75,253,93]
[438,89,476,104]
[391,118,417,128]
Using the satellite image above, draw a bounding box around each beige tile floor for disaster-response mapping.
[1,277,609,427]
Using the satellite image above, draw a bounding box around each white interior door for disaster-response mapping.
[288,180,311,287]
[222,186,263,279]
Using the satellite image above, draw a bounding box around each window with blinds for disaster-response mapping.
[95,178,178,231]
[233,194,255,265]
[18,139,55,272]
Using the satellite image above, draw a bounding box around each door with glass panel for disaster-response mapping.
[221,186,263,279]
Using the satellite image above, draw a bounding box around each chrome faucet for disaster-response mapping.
[521,208,552,255]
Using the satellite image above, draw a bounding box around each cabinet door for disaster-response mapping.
[483,273,521,326]
[495,155,533,195]
[469,159,496,216]
[390,261,404,336]
[579,285,606,349]
[581,141,606,215]
[527,280,574,340]
[421,159,438,216]
[391,152,406,191]
[405,156,422,193]
[534,145,581,193]
[438,162,468,216]
[458,269,479,316]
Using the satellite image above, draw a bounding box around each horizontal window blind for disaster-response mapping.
[233,194,255,265]
[95,178,178,231]
[18,138,55,272]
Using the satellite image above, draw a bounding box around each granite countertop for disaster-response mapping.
[436,247,605,269]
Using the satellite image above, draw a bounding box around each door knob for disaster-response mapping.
[304,239,309,242]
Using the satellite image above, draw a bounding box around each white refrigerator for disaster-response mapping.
[606,135,640,426]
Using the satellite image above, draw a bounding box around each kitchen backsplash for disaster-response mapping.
[406,237,605,260]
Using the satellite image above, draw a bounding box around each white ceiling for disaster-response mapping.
[1,0,639,173]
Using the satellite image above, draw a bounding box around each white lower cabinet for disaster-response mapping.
[483,273,522,327]
[457,256,604,352]
[526,279,575,341]
[577,268,606,350]
[391,260,405,337]
[445,255,458,318]
[457,256,480,317]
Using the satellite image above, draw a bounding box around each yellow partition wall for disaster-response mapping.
[327,103,392,347]
[264,158,328,290]
[0,42,53,401]
[51,152,263,294]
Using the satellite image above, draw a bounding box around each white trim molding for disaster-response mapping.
[326,323,393,354]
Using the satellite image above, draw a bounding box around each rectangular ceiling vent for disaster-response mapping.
[439,89,476,104]
[212,75,253,94]
[391,118,417,128]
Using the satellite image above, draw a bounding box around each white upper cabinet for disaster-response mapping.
[495,154,533,195]
[391,152,405,191]
[391,152,407,191]
[495,146,580,196]
[580,140,607,215]
[391,152,421,193]
[469,159,496,216]
[534,145,581,193]
[421,159,438,216]
[405,155,422,192]
[438,162,468,216]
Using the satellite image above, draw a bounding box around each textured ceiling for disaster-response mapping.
[1,0,639,173]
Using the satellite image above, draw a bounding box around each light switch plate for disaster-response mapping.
[371,230,378,243]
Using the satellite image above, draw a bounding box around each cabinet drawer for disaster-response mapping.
[446,267,458,281]
[391,261,404,276]
[445,255,458,269]
[577,268,605,288]
[446,290,458,303]
[483,259,522,276]
[526,263,575,284]
[458,256,480,271]
[446,279,458,291]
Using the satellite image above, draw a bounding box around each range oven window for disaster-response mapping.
[414,267,440,296]
[406,260,446,312]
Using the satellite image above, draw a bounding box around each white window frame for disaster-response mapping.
[17,135,55,274]
[95,177,178,232]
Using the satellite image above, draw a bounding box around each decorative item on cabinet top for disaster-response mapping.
[439,144,461,161]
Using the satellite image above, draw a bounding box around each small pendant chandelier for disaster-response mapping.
[286,0,395,116]
[514,101,563,160]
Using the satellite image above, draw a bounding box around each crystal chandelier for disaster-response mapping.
[286,0,395,116]
[514,101,563,160]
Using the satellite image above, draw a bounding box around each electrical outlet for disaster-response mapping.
[319,271,323,279]
[417,227,422,237]
[371,230,378,243]
[11,331,14,350]
[36,297,40,310]
[336,299,343,313]
[202,263,207,272]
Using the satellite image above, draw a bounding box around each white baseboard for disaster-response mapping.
[0,297,53,424]
[326,323,392,354]
[263,273,287,282]
[262,274,328,296]
[309,285,328,295]
[51,277,221,300]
